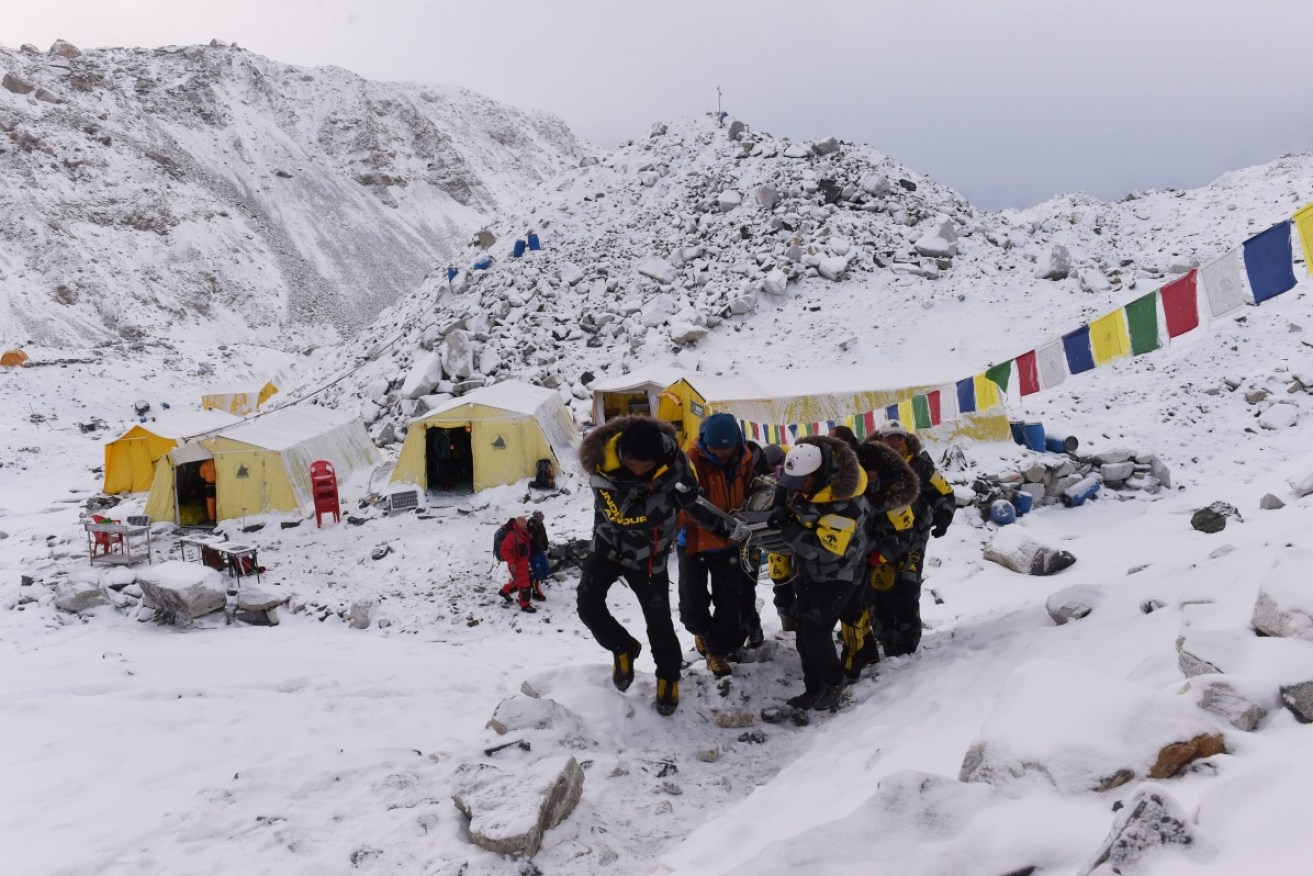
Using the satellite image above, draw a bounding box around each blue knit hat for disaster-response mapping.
[701,413,742,450]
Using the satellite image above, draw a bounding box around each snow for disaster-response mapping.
[5,69,1313,875]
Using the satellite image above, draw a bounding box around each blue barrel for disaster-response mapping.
[1009,420,1026,445]
[473,257,493,271]
[989,499,1017,525]
[1022,421,1046,452]
[526,232,541,251]
[1045,434,1079,453]
[1061,477,1101,507]
[1013,490,1034,516]
[512,239,526,258]
[446,266,458,282]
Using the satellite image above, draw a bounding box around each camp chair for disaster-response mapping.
[90,515,124,555]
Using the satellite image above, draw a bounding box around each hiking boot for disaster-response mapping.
[692,634,708,657]
[785,689,819,710]
[655,677,680,716]
[612,642,641,692]
[499,589,514,605]
[519,603,537,614]
[531,587,546,601]
[747,624,765,648]
[779,613,797,633]
[813,683,846,712]
[706,653,732,678]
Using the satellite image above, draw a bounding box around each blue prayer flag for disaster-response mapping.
[955,378,976,414]
[1244,220,1297,304]
[1062,326,1095,375]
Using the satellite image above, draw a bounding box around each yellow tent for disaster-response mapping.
[1,347,30,367]
[102,409,243,494]
[145,406,379,524]
[392,380,579,493]
[589,365,695,425]
[658,368,1010,447]
[201,381,279,416]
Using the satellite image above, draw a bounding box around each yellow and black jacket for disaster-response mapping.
[898,432,956,539]
[775,436,869,586]
[856,440,920,561]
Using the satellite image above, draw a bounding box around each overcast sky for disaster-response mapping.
[9,1,1313,209]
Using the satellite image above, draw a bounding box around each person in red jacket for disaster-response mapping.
[498,516,537,613]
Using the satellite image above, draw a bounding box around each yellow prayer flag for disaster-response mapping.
[1089,309,1130,365]
[1295,202,1313,278]
[897,399,915,425]
[973,374,1000,410]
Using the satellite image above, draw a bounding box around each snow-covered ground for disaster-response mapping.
[5,129,1313,873]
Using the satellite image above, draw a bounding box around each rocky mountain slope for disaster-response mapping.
[0,39,589,346]
[301,114,1312,449]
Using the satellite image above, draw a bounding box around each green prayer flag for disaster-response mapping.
[1124,292,1161,355]
[985,361,1012,392]
[912,395,932,429]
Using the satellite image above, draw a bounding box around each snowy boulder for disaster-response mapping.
[1078,268,1112,294]
[348,599,374,629]
[488,695,595,748]
[914,218,959,258]
[818,256,850,281]
[1190,501,1241,534]
[1078,785,1197,876]
[638,258,678,285]
[727,120,746,140]
[640,293,676,327]
[453,756,585,859]
[400,351,443,399]
[783,143,810,158]
[829,236,852,257]
[1176,629,1313,681]
[1259,402,1299,430]
[728,290,757,315]
[755,184,778,211]
[762,269,788,296]
[234,585,289,626]
[717,190,743,213]
[2,73,34,96]
[812,136,840,155]
[959,659,1226,795]
[1034,244,1073,280]
[638,170,661,187]
[649,121,667,138]
[1045,584,1104,625]
[983,528,1076,576]
[859,173,891,195]
[669,310,709,345]
[478,346,502,376]
[136,561,226,622]
[1279,681,1313,723]
[54,575,108,613]
[1182,676,1269,732]
[558,262,585,286]
[439,330,474,380]
[1290,469,1313,497]
[50,39,82,58]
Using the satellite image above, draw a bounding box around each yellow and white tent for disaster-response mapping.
[102,409,243,495]
[392,381,579,493]
[590,364,695,425]
[201,381,279,416]
[145,406,379,524]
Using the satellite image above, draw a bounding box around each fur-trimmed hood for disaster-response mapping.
[856,440,920,512]
[579,416,679,473]
[795,434,864,501]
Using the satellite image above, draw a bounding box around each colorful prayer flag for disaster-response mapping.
[1200,248,1245,318]
[885,404,899,422]
[985,361,1012,392]
[927,390,942,426]
[862,410,877,437]
[1062,326,1095,375]
[956,378,976,414]
[1016,350,1041,396]
[1244,220,1297,304]
[973,374,1001,410]
[912,395,932,429]
[897,399,915,426]
[1155,274,1195,340]
[938,384,960,421]
[1089,309,1130,365]
[1294,201,1313,277]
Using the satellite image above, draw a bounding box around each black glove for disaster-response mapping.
[931,520,950,538]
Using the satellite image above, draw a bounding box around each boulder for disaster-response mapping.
[859,173,891,195]
[1045,584,1104,625]
[914,218,959,258]
[453,756,585,859]
[983,528,1076,576]
[1034,244,1072,280]
[817,256,850,281]
[755,184,778,211]
[558,263,585,286]
[726,120,746,141]
[1252,575,1313,640]
[348,599,374,629]
[439,329,474,380]
[399,351,443,399]
[1259,402,1299,430]
[2,73,34,95]
[812,136,840,155]
[54,576,108,613]
[762,269,788,296]
[50,39,82,58]
[1078,786,1196,876]
[717,191,743,213]
[488,695,595,747]
[136,561,226,622]
[637,258,678,285]
[1279,681,1313,723]
[1190,501,1241,534]
[1183,676,1268,731]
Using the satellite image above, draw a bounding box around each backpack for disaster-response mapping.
[532,458,556,488]
[493,522,511,559]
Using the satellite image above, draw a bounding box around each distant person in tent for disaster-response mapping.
[677,414,768,677]
[839,441,919,681]
[771,436,868,712]
[199,457,217,524]
[498,516,536,613]
[576,415,747,717]
[527,510,550,600]
[872,421,956,656]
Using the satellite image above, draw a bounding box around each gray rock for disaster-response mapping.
[1186,677,1267,731]
[818,256,849,281]
[1279,681,1313,723]
[1191,502,1241,534]
[453,756,585,859]
[487,695,595,748]
[1259,493,1285,510]
[1252,586,1313,640]
[54,578,107,613]
[755,185,778,211]
[439,329,474,380]
[1091,448,1136,465]
[1078,786,1195,876]
[762,269,788,296]
[136,562,226,622]
[2,73,35,95]
[348,599,374,629]
[914,219,959,258]
[1035,244,1072,280]
[1046,584,1104,625]
[1100,461,1135,482]
[727,120,746,141]
[50,39,82,58]
[812,136,840,155]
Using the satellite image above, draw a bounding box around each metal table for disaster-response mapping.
[85,521,152,566]
[179,535,262,584]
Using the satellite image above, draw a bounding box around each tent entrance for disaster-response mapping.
[425,425,473,493]
[603,390,651,421]
[174,460,215,527]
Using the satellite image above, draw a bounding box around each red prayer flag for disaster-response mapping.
[1016,350,1041,396]
[862,411,876,436]
[927,390,942,425]
[1160,270,1200,338]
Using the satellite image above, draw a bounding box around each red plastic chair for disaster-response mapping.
[91,515,124,554]
[310,460,340,527]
